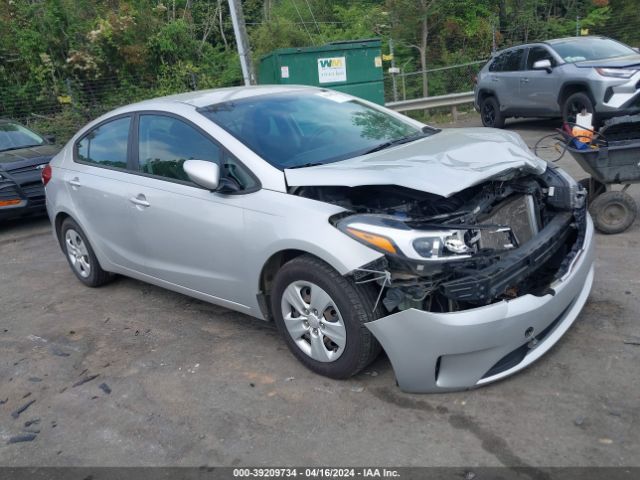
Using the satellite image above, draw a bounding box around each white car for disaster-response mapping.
[43,86,595,392]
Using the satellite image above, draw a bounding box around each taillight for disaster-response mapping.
[41,164,52,186]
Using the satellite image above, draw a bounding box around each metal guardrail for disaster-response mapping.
[385,91,475,112]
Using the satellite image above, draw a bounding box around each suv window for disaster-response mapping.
[76,116,131,169]
[489,48,525,72]
[138,114,221,181]
[502,48,525,71]
[488,52,507,72]
[526,47,556,69]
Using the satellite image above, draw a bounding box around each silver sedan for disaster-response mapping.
[44,86,594,392]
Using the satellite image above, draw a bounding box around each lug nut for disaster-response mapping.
[313,328,318,334]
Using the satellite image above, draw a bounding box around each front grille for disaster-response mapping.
[0,183,21,201]
[20,181,45,206]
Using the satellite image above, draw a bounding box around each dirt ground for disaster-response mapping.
[1,114,639,467]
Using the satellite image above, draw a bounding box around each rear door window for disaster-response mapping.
[76,116,131,169]
[489,52,507,72]
[502,48,525,71]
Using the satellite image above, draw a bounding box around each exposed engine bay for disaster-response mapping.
[292,165,587,313]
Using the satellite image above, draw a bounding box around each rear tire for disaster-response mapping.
[271,254,382,379]
[589,190,637,234]
[480,96,505,128]
[60,218,113,287]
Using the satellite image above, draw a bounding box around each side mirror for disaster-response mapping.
[45,134,56,144]
[184,160,220,190]
[533,59,552,73]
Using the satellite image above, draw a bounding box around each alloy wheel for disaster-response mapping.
[65,229,91,278]
[280,281,346,362]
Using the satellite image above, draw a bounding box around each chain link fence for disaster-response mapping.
[0,72,203,143]
[383,61,485,103]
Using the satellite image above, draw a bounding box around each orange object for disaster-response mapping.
[572,126,593,143]
[0,199,22,207]
[346,227,397,254]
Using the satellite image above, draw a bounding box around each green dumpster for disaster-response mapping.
[258,38,384,105]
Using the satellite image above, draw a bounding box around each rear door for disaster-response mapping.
[64,115,138,267]
[123,112,255,306]
[520,46,561,113]
[497,48,527,112]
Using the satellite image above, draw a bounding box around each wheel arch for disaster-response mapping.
[557,82,597,108]
[54,211,73,249]
[257,249,330,320]
[477,88,499,105]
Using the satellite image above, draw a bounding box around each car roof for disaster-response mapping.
[492,35,610,55]
[127,84,322,110]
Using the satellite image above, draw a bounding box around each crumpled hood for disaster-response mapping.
[285,128,546,197]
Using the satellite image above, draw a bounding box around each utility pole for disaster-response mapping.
[492,22,496,53]
[576,16,580,37]
[228,0,255,86]
[389,38,398,102]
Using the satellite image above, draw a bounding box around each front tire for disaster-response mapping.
[271,255,382,379]
[480,96,505,128]
[562,92,594,125]
[60,218,113,287]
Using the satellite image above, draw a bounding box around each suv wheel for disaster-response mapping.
[271,254,382,379]
[480,96,505,128]
[562,92,594,125]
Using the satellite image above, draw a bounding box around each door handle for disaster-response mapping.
[129,194,150,208]
[68,177,81,188]
[521,78,530,83]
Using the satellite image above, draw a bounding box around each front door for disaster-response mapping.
[124,113,250,307]
[519,46,560,114]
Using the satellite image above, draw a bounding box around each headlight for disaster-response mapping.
[336,214,476,261]
[595,67,637,79]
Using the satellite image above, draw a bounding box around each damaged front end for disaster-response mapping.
[297,164,587,314]
[294,163,594,392]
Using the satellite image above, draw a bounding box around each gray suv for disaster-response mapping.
[474,36,640,128]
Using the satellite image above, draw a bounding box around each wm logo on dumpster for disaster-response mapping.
[317,56,347,84]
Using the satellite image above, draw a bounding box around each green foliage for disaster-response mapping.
[0,0,637,144]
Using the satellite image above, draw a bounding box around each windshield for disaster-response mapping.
[0,122,45,152]
[199,91,427,169]
[551,38,637,63]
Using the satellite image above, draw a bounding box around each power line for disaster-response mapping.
[290,0,314,45]
[303,0,322,37]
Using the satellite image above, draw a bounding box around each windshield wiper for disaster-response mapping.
[362,130,437,155]
[287,162,326,169]
[0,144,43,152]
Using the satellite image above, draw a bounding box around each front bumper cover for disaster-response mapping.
[366,215,595,393]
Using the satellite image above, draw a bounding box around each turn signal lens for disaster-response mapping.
[346,227,397,254]
[41,164,52,186]
[0,199,22,207]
